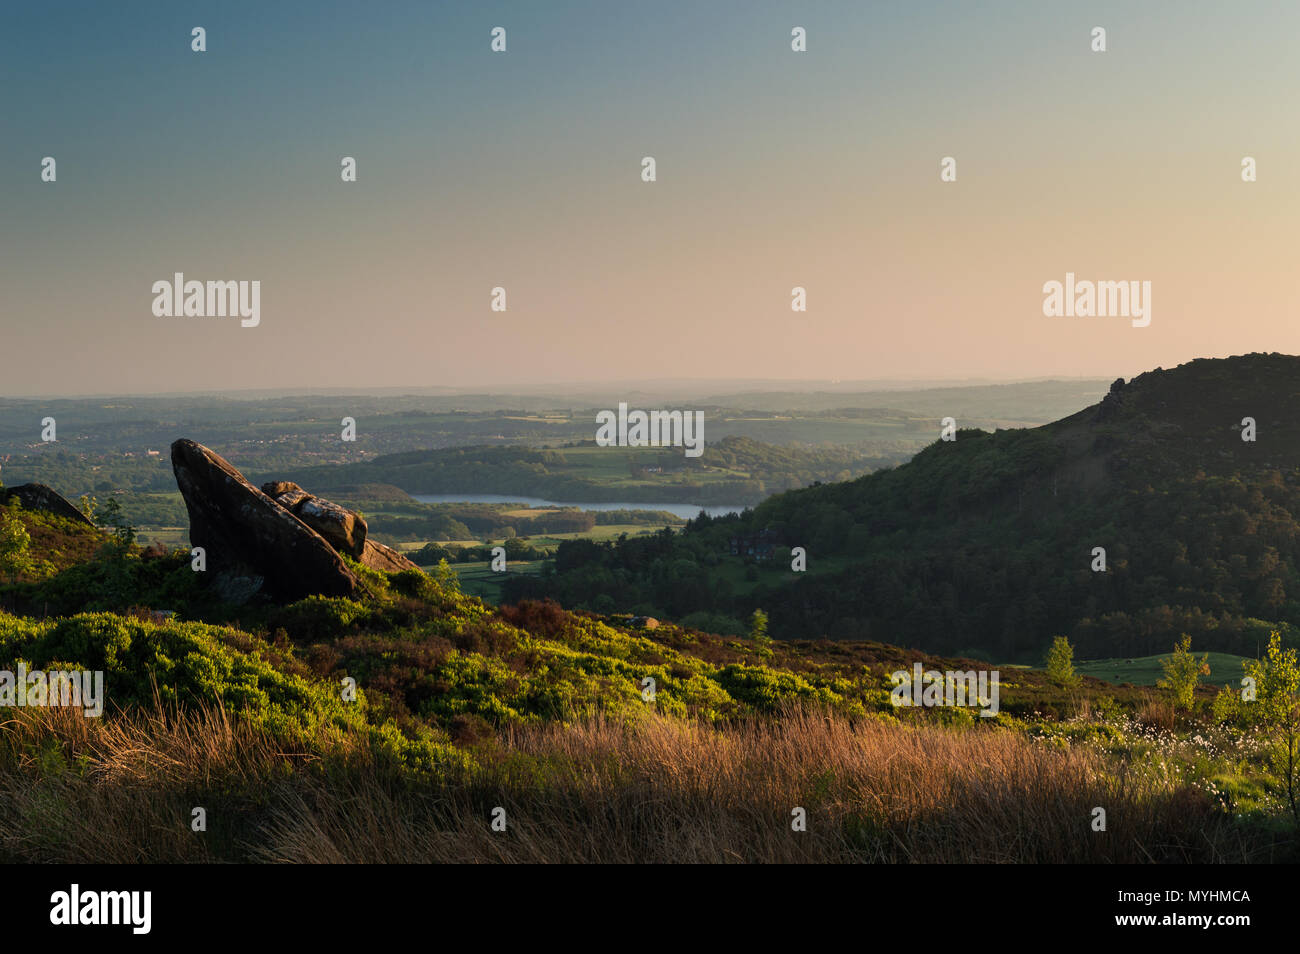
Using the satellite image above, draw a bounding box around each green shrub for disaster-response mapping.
[1157,634,1210,710]
[714,663,840,712]
[1046,636,1080,688]
[0,611,368,744]
[268,596,368,641]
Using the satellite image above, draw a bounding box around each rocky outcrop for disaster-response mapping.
[261,481,367,559]
[171,439,361,602]
[1096,377,1128,423]
[1,483,95,527]
[361,538,419,574]
[171,439,424,603]
[262,481,311,511]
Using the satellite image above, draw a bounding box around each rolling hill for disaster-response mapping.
[506,353,1300,662]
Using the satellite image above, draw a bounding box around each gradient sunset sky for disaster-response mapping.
[3,0,1298,396]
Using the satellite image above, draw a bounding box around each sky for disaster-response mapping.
[2,0,1298,396]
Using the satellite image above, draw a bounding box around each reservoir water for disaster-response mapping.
[410,494,744,520]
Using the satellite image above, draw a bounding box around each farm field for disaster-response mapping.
[450,560,545,601]
[1074,652,1253,688]
[392,523,669,553]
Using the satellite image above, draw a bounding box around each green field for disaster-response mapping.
[452,560,545,601]
[1075,652,1254,688]
[394,523,667,551]
[134,527,188,548]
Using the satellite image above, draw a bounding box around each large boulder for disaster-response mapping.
[2,483,95,527]
[171,439,361,601]
[261,482,367,559]
[361,538,419,574]
[262,481,311,511]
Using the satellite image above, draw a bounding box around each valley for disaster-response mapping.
[1,360,1297,865]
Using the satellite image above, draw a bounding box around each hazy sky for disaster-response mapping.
[3,1,1298,396]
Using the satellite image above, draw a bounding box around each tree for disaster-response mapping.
[433,558,461,595]
[1157,634,1210,709]
[98,497,136,547]
[0,506,34,585]
[749,608,769,644]
[1046,635,1080,688]
[93,497,138,608]
[1243,633,1300,822]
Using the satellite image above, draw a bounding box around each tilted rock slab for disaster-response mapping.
[172,439,360,601]
[2,483,95,527]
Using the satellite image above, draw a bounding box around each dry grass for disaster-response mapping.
[1136,694,1177,732]
[0,703,1270,863]
[0,699,338,863]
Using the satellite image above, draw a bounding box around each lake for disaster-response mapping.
[411,494,744,520]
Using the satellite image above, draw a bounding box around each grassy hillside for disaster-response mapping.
[2,412,1299,863]
[510,354,1300,663]
[2,572,1295,862]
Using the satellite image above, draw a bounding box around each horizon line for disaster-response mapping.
[0,373,1125,403]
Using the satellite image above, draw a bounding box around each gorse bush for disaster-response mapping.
[10,544,210,617]
[268,596,369,642]
[0,608,478,779]
[0,610,364,740]
[715,664,843,714]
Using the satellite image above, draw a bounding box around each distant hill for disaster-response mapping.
[275,436,888,507]
[507,354,1300,662]
[697,379,1109,421]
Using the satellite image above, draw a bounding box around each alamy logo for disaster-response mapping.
[890,663,1000,717]
[50,884,151,934]
[152,272,261,327]
[595,402,704,458]
[1042,272,1150,327]
[0,664,104,717]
